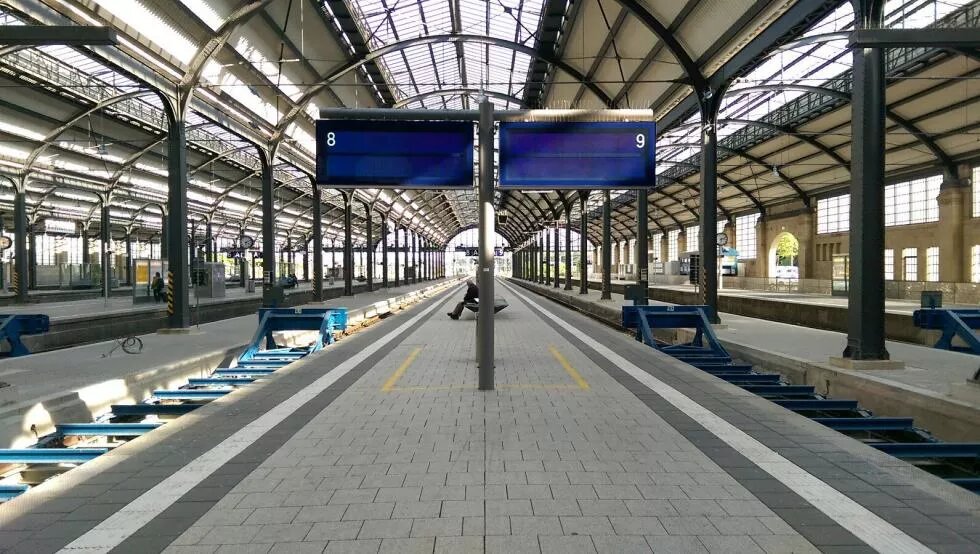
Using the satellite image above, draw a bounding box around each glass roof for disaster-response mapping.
[341,0,543,109]
[655,0,972,194]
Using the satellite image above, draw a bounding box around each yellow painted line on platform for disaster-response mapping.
[382,347,421,391]
[386,383,583,392]
[549,345,590,390]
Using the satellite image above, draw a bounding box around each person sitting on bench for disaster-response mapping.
[448,280,479,320]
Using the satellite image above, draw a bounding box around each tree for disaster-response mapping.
[775,233,799,266]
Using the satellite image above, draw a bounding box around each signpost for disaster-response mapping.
[316,120,474,188]
[498,121,656,189]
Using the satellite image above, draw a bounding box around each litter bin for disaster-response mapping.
[246,279,256,293]
[921,290,942,309]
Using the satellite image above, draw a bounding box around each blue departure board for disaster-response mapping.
[498,121,656,189]
[316,120,474,188]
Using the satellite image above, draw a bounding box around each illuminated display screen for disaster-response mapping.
[498,121,656,189]
[316,120,474,188]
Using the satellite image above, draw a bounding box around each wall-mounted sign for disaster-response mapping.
[44,218,76,234]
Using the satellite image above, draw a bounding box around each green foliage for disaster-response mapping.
[775,233,799,266]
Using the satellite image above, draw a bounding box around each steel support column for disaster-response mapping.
[636,189,649,305]
[343,193,353,296]
[160,214,168,258]
[13,190,27,302]
[100,200,110,299]
[364,205,374,291]
[205,222,213,262]
[564,211,573,290]
[125,233,133,286]
[381,215,389,287]
[393,226,400,287]
[27,223,36,290]
[239,228,247,288]
[312,184,323,301]
[579,192,588,294]
[259,147,276,308]
[477,99,495,389]
[545,229,551,285]
[411,232,418,283]
[699,98,720,323]
[601,191,612,300]
[82,229,90,264]
[845,0,889,360]
[553,224,560,288]
[166,110,190,327]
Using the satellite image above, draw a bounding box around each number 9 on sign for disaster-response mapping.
[635,133,645,149]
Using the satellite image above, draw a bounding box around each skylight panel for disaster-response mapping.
[177,0,224,31]
[340,0,544,107]
[92,0,197,64]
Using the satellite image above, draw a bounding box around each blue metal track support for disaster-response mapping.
[811,417,915,432]
[739,385,816,397]
[239,307,348,362]
[56,423,162,437]
[0,314,49,357]
[622,305,726,357]
[872,443,980,458]
[0,448,108,464]
[772,399,860,412]
[212,369,276,377]
[947,478,980,492]
[913,309,980,354]
[188,377,256,386]
[111,404,199,416]
[153,389,230,400]
[691,363,754,372]
[0,484,28,501]
[714,374,781,384]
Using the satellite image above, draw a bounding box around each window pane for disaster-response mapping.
[926,246,939,282]
[885,175,941,226]
[817,194,849,234]
[668,229,679,261]
[735,213,758,259]
[686,226,699,252]
[903,247,918,281]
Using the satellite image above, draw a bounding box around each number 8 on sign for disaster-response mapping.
[326,132,336,147]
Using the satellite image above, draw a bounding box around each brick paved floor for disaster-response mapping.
[164,283,817,554]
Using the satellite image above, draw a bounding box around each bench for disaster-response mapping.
[464,297,509,314]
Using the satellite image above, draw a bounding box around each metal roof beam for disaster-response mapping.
[0,25,117,45]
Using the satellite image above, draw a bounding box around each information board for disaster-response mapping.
[316,120,474,188]
[498,121,656,189]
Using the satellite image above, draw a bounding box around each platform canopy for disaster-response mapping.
[0,0,976,248]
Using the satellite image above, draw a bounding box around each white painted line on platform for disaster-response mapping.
[503,282,933,554]
[60,283,457,553]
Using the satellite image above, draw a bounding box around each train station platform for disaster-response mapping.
[516,279,980,443]
[0,279,399,353]
[1,280,978,553]
[0,279,451,449]
[573,278,966,347]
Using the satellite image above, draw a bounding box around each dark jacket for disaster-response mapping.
[463,282,479,302]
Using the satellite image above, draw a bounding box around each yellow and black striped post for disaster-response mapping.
[166,271,175,316]
[11,270,19,298]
